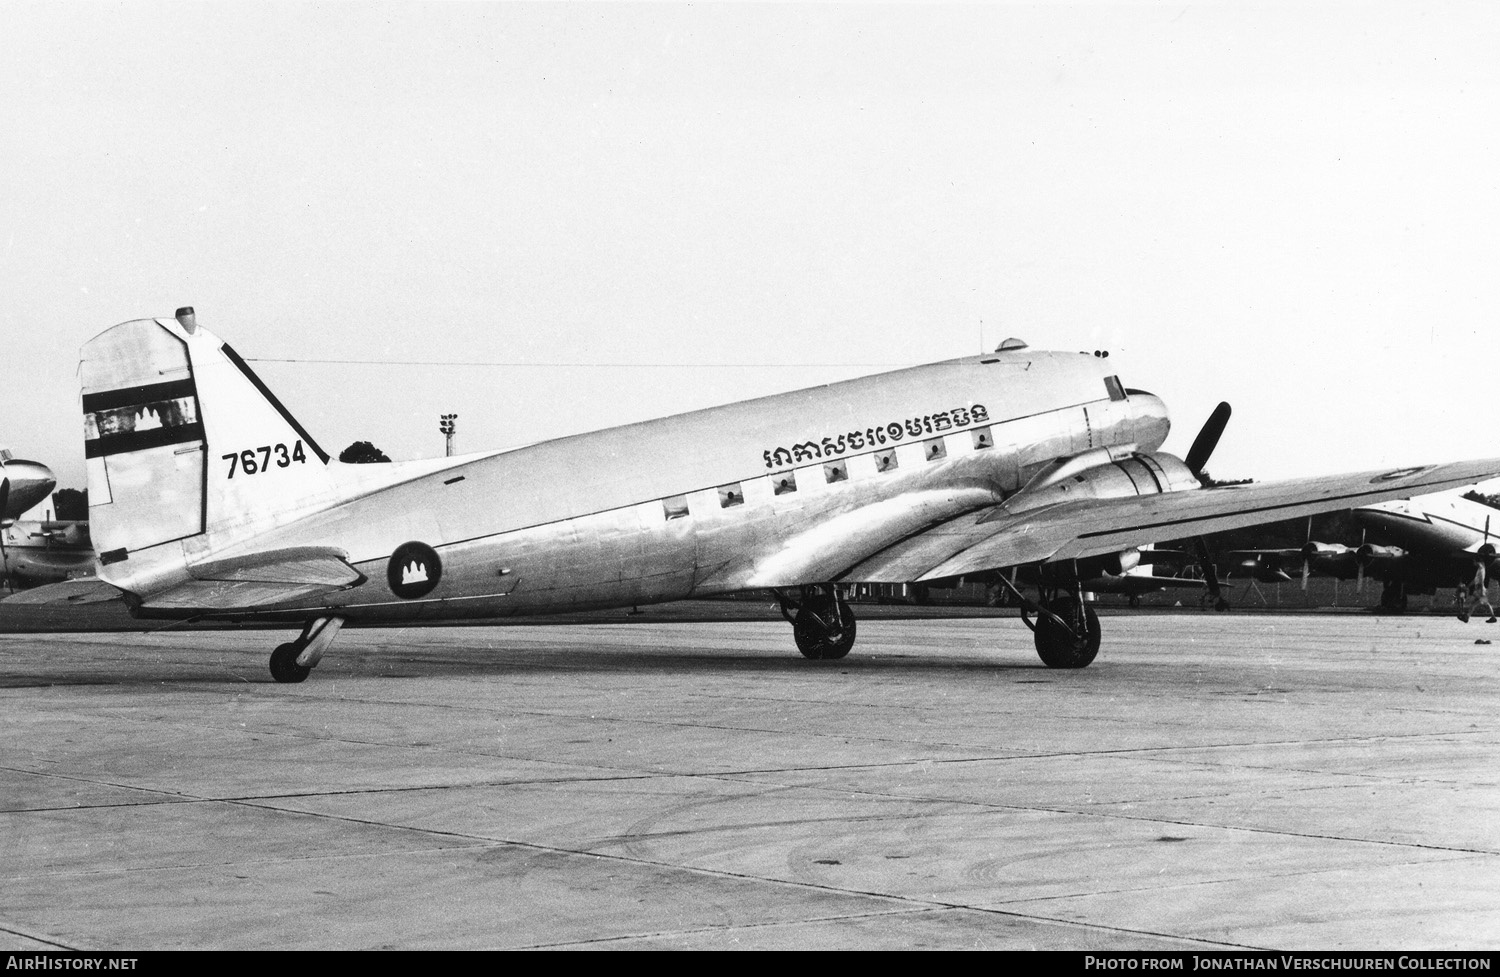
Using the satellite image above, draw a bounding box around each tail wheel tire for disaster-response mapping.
[269,642,311,684]
[1034,601,1100,669]
[794,599,856,660]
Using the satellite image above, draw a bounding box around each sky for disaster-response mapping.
[3,1,1498,492]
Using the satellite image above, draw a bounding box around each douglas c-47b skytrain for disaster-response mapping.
[29,308,1500,681]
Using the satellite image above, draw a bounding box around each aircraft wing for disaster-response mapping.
[841,458,1500,583]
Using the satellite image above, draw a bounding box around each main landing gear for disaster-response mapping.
[777,586,856,660]
[268,617,345,683]
[1029,593,1101,669]
[777,576,1104,668]
[991,571,1101,669]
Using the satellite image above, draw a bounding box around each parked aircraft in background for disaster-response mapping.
[0,449,56,522]
[1226,490,1500,612]
[21,308,1500,681]
[0,449,69,590]
[0,520,93,591]
[1353,492,1500,611]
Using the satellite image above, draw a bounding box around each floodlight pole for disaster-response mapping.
[439,413,458,457]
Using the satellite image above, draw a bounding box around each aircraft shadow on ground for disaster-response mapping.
[0,637,1066,688]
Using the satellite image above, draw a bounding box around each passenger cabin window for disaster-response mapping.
[824,460,848,483]
[1104,376,1127,402]
[924,437,946,462]
[972,427,993,449]
[718,483,744,508]
[773,472,797,496]
[663,495,690,520]
[874,449,898,473]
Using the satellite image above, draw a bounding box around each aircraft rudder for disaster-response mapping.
[81,310,335,561]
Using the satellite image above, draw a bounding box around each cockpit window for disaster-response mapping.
[1104,376,1127,402]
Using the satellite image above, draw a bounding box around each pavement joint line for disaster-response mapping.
[0,923,80,951]
[56,798,1259,949]
[509,905,1248,950]
[0,770,674,811]
[2,841,500,884]
[725,777,1500,857]
[6,750,1495,842]
[227,790,1494,885]
[12,688,1488,761]
[981,851,1497,910]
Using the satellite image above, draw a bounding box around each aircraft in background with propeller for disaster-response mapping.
[14,308,1500,681]
[0,448,66,592]
[0,448,56,524]
[1229,490,1500,612]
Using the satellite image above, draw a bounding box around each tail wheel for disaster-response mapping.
[1034,599,1100,669]
[269,642,311,683]
[794,598,856,660]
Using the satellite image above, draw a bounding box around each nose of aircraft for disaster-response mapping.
[1127,390,1171,452]
[1,460,57,520]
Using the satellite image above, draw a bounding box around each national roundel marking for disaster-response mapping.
[1369,466,1433,484]
[388,541,442,599]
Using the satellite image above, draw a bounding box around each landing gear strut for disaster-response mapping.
[777,586,856,660]
[268,616,345,683]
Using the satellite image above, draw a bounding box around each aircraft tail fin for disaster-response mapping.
[81,309,336,567]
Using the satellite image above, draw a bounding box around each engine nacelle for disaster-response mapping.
[1357,543,1406,573]
[1043,546,1143,584]
[1002,448,1201,517]
[1301,541,1357,574]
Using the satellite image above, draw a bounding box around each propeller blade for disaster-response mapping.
[1301,558,1310,592]
[1357,529,1366,595]
[0,478,10,595]
[1185,402,1232,477]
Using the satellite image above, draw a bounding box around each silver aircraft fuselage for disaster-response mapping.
[157,350,1169,622]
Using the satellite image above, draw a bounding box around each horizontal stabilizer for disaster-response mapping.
[186,546,365,586]
[140,546,366,611]
[2,579,124,605]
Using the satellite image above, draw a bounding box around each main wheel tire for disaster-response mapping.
[269,642,311,683]
[794,599,856,660]
[1033,601,1100,669]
